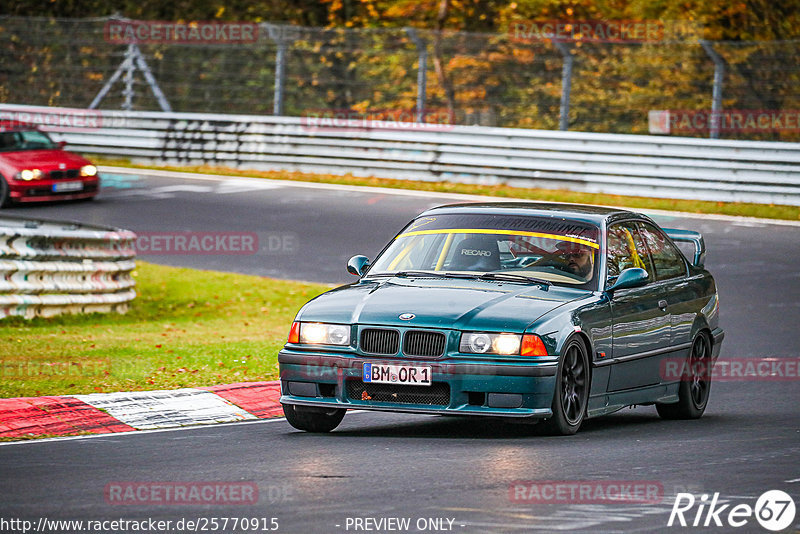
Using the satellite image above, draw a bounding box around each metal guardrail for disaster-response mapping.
[0,216,136,319]
[3,104,800,205]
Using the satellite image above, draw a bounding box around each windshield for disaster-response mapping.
[369,213,600,289]
[0,130,57,151]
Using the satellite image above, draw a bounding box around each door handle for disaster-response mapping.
[658,299,668,311]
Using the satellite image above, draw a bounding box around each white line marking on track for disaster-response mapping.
[99,165,800,227]
[442,502,675,532]
[106,183,214,199]
[215,178,284,194]
[148,184,215,194]
[100,166,469,200]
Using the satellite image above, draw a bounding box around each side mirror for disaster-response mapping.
[57,141,67,149]
[606,268,649,293]
[347,255,370,277]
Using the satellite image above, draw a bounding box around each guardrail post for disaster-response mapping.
[405,28,428,123]
[90,44,133,110]
[274,42,288,116]
[265,24,296,116]
[121,45,136,111]
[554,41,573,131]
[131,44,172,112]
[700,40,725,139]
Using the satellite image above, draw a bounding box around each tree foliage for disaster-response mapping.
[2,1,799,139]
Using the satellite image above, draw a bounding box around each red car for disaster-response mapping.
[0,122,99,207]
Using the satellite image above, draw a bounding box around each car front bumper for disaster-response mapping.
[278,349,558,418]
[9,178,99,202]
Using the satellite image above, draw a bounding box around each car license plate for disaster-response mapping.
[52,181,83,192]
[363,363,432,386]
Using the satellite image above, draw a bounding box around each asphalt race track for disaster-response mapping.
[1,168,799,533]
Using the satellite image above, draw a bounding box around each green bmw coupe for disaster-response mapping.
[279,202,724,435]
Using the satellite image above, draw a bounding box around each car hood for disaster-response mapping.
[296,277,588,332]
[0,149,89,170]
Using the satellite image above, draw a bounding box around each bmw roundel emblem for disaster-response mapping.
[399,313,415,320]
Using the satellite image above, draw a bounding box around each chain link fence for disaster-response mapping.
[1,16,799,141]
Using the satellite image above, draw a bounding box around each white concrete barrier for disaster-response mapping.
[0,216,136,318]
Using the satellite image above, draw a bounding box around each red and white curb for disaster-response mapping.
[0,381,282,439]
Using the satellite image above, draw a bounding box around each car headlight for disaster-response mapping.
[80,165,97,177]
[288,322,350,346]
[460,332,548,356]
[18,169,43,181]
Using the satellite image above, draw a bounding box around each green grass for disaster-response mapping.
[0,261,330,398]
[95,157,800,221]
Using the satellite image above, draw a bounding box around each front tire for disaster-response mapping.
[540,337,590,435]
[0,176,10,208]
[282,403,346,433]
[657,332,712,420]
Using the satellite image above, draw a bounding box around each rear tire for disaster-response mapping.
[282,403,346,433]
[656,332,712,420]
[540,337,589,436]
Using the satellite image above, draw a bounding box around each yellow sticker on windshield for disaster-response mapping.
[406,217,438,231]
[397,228,600,249]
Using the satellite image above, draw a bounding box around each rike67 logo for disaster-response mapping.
[668,490,796,531]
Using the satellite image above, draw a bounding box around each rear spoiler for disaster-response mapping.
[664,228,705,267]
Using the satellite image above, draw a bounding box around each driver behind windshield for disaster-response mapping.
[556,242,594,279]
[526,241,594,281]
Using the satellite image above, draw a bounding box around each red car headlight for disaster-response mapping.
[16,169,43,181]
[80,165,97,177]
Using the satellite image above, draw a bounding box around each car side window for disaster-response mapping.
[0,132,14,149]
[606,222,655,283]
[637,223,687,281]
